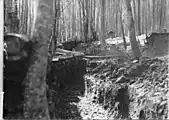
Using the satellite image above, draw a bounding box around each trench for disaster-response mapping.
[3,33,169,119]
[48,58,131,119]
[3,58,131,119]
[48,58,86,119]
[5,56,168,119]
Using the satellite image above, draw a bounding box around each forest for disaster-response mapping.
[3,0,169,119]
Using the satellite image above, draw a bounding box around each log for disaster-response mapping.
[55,48,84,56]
[83,55,130,60]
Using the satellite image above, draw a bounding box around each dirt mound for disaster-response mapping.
[74,42,130,59]
[142,33,169,57]
[84,57,168,119]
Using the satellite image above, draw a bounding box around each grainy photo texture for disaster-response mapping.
[3,0,169,119]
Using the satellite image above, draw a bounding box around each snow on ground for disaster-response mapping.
[105,34,147,47]
[105,36,130,45]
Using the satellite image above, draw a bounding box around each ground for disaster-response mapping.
[49,56,168,120]
[4,34,169,119]
[49,38,168,119]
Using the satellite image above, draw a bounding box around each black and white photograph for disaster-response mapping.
[2,0,169,119]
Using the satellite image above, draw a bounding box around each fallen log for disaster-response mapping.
[55,48,84,56]
[53,48,132,62]
[83,55,130,60]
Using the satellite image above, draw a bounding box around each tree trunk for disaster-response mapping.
[120,3,127,50]
[137,0,141,35]
[72,0,75,38]
[78,0,83,41]
[123,0,141,58]
[132,0,137,35]
[56,0,60,45]
[23,0,53,119]
[100,0,105,44]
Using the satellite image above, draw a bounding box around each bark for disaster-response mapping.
[23,0,53,119]
[123,0,141,58]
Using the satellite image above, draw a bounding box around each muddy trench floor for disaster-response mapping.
[55,84,109,120]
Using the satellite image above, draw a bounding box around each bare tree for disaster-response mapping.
[120,1,127,50]
[137,0,141,35]
[100,0,105,44]
[123,0,141,58]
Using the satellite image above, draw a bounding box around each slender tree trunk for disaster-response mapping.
[95,5,100,34]
[56,0,60,46]
[78,0,83,41]
[137,0,141,35]
[120,3,127,50]
[142,1,144,33]
[124,0,141,58]
[159,0,164,31]
[85,0,89,41]
[100,0,105,44]
[88,0,92,39]
[72,0,75,38]
[115,1,118,36]
[23,0,53,119]
[93,0,96,32]
[132,0,137,35]
[152,0,155,31]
